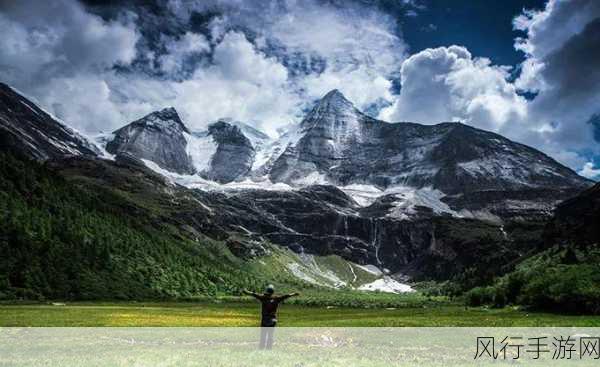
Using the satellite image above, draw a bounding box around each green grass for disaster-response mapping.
[2,300,600,327]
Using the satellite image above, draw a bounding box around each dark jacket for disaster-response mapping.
[247,292,294,326]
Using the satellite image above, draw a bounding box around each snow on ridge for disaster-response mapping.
[93,132,116,159]
[291,171,329,186]
[6,83,102,156]
[251,124,304,172]
[339,184,384,206]
[20,100,39,116]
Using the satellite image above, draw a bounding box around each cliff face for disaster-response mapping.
[202,120,255,183]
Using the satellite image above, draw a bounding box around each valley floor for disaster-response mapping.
[1,301,599,327]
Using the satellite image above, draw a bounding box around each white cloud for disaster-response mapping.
[513,0,600,165]
[158,32,210,76]
[166,0,405,111]
[379,46,527,134]
[0,0,138,86]
[1,0,598,177]
[378,0,600,174]
[579,162,600,180]
[173,31,302,135]
[0,0,140,133]
[31,30,302,136]
[301,65,393,109]
[1,0,404,137]
[211,32,288,87]
[513,1,600,63]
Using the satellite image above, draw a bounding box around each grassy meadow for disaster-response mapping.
[2,297,600,327]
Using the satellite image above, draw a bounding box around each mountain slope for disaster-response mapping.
[544,182,600,247]
[1,83,594,301]
[0,152,263,300]
[467,183,600,313]
[0,83,99,161]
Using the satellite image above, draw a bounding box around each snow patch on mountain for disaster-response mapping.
[340,184,457,217]
[292,171,329,186]
[140,158,294,192]
[340,184,386,206]
[185,132,217,172]
[355,264,384,276]
[386,187,457,219]
[286,254,347,289]
[358,276,414,293]
[141,156,461,220]
[92,132,116,159]
[251,124,303,172]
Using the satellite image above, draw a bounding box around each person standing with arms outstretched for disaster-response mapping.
[243,285,299,349]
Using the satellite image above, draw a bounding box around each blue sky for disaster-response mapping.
[0,0,599,179]
[399,0,547,66]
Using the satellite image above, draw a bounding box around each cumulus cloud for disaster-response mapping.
[157,32,210,76]
[380,0,600,173]
[33,30,302,135]
[0,0,140,133]
[513,0,600,168]
[379,46,527,134]
[173,31,302,135]
[165,0,406,111]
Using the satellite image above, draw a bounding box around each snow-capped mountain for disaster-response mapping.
[97,88,592,221]
[109,88,590,197]
[106,112,259,182]
[269,89,381,184]
[269,89,589,194]
[0,83,99,160]
[106,107,196,175]
[2,80,591,223]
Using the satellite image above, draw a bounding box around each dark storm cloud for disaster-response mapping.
[512,0,600,174]
[539,18,600,106]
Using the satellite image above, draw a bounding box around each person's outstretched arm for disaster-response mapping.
[276,292,300,301]
[243,289,262,300]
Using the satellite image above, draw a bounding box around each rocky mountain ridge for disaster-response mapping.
[1,82,592,223]
[98,89,592,222]
[0,83,99,161]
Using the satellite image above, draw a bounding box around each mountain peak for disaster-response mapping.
[136,107,189,134]
[319,89,354,108]
[323,89,344,99]
[300,90,358,131]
